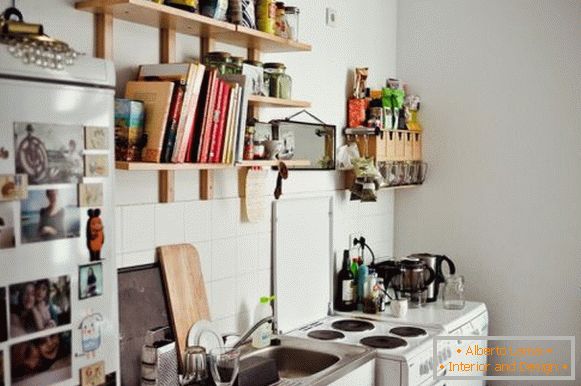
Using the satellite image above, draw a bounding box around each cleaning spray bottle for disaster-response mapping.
[252,296,275,348]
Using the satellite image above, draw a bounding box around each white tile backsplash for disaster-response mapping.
[122,204,155,253]
[116,177,394,335]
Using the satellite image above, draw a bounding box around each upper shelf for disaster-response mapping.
[75,0,312,53]
[247,95,311,108]
[116,159,311,171]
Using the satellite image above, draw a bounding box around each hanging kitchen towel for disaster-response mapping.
[241,0,257,29]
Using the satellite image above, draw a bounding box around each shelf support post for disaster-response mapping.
[95,12,113,59]
[200,170,214,200]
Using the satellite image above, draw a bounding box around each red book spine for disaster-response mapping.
[204,79,224,163]
[198,72,219,163]
[212,82,231,163]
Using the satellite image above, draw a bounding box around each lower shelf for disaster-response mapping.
[116,159,310,171]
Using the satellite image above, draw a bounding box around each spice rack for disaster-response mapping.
[343,129,424,189]
[76,0,312,202]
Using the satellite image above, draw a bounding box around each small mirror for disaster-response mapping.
[269,120,336,170]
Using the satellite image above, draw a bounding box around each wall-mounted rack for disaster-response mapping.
[76,0,313,202]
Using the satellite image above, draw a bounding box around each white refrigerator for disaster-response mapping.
[0,53,119,385]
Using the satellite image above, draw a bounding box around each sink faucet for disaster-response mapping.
[230,315,274,349]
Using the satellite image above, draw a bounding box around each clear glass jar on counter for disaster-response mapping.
[204,51,232,74]
[443,275,465,310]
[264,62,292,99]
[285,6,300,41]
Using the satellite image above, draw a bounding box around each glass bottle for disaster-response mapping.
[274,2,288,39]
[284,6,300,41]
[264,63,292,99]
[443,275,465,310]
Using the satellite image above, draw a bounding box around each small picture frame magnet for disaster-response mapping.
[79,262,103,300]
[80,361,106,386]
[78,184,104,207]
[86,208,104,261]
[0,174,27,201]
[84,126,108,150]
[84,154,109,177]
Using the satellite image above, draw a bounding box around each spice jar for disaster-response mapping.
[204,51,232,74]
[243,126,255,160]
[256,0,276,34]
[274,2,288,38]
[284,6,299,41]
[264,62,292,99]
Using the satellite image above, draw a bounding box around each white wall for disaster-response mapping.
[395,0,581,384]
[4,0,398,334]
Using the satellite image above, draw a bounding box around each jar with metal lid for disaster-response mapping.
[284,6,300,41]
[264,62,292,99]
[229,56,244,74]
[204,51,232,74]
[274,2,288,39]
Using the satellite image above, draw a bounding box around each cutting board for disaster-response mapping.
[158,244,210,369]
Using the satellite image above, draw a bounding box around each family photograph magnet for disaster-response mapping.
[9,275,71,338]
[20,186,80,244]
[0,202,15,249]
[10,330,72,386]
[14,122,84,185]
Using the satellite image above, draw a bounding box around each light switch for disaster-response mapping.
[326,8,337,27]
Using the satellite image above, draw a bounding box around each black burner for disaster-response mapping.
[360,336,408,349]
[389,326,427,338]
[307,330,345,340]
[331,319,375,332]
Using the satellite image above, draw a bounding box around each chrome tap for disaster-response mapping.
[230,315,274,349]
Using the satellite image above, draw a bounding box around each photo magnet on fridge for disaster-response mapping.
[10,330,72,386]
[86,209,104,261]
[0,174,27,201]
[84,155,109,177]
[79,263,103,300]
[9,275,71,338]
[80,361,105,386]
[14,122,84,185]
[76,312,103,359]
[78,184,104,207]
[20,186,80,244]
[0,202,16,249]
[84,126,108,150]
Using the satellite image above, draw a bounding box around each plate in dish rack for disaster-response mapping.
[186,320,223,352]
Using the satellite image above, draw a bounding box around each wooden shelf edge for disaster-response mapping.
[236,160,311,167]
[115,161,232,171]
[75,0,312,52]
[247,95,311,108]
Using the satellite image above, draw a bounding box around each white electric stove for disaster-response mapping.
[337,301,489,386]
[287,316,453,386]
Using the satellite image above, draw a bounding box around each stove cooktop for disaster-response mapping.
[389,326,427,338]
[307,330,345,340]
[331,319,375,332]
[360,336,408,349]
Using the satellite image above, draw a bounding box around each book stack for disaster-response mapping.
[123,62,250,164]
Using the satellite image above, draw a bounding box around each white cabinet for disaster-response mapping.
[329,359,376,386]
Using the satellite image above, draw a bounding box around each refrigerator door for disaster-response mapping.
[0,55,118,386]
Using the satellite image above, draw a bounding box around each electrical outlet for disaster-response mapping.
[349,233,361,248]
[326,8,338,27]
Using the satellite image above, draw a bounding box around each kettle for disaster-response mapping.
[408,253,456,302]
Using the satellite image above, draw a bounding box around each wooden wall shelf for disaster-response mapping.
[75,0,312,52]
[247,95,311,108]
[116,160,310,171]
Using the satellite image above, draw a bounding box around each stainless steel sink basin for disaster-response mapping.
[241,335,375,386]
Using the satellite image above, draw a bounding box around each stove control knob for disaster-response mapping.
[420,363,426,375]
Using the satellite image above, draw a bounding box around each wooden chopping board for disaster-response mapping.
[158,244,210,369]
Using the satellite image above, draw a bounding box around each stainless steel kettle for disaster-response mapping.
[408,253,456,302]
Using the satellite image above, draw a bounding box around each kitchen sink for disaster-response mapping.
[244,346,340,378]
[240,335,374,386]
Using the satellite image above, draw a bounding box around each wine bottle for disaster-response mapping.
[336,250,356,311]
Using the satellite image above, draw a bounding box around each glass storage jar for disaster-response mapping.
[229,56,244,74]
[204,51,232,74]
[443,275,465,310]
[264,62,292,99]
[274,2,288,38]
[284,6,300,41]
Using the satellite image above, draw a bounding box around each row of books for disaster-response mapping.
[124,62,250,164]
